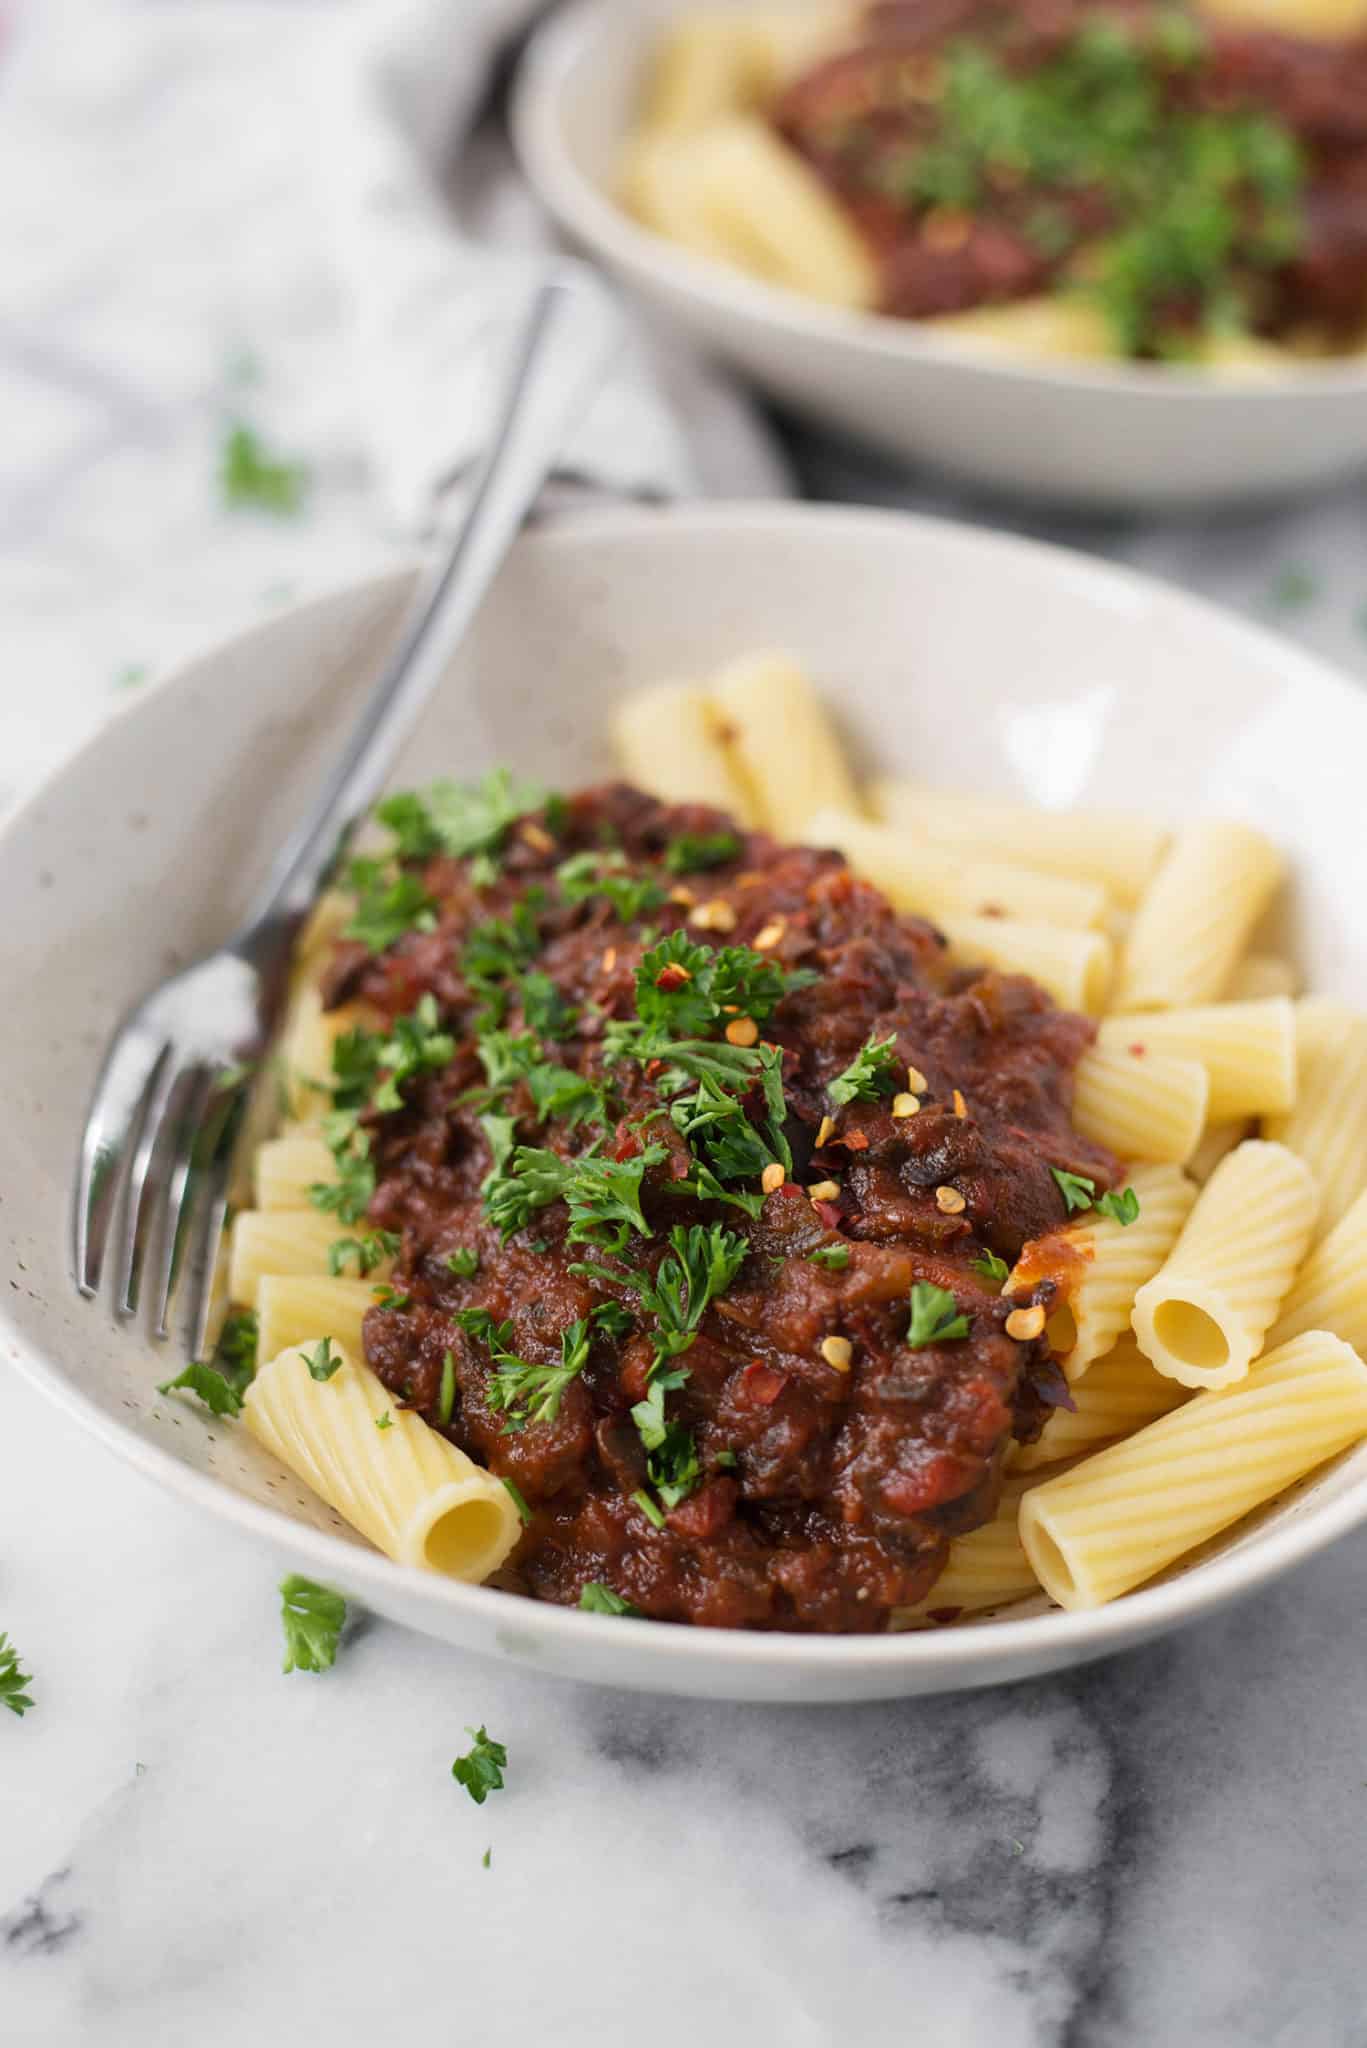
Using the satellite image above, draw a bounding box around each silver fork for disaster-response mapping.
[72,275,624,1356]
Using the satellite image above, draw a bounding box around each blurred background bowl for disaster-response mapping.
[513,0,1367,512]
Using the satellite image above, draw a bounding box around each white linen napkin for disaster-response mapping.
[319,0,789,530]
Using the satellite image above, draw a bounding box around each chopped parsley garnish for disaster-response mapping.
[1096,1186,1141,1226]
[503,1478,532,1526]
[438,1349,457,1426]
[221,422,309,515]
[370,1283,411,1311]
[343,858,436,954]
[632,1489,666,1531]
[971,1248,1012,1286]
[669,1042,792,1185]
[663,831,741,874]
[484,1142,666,1247]
[1052,1168,1098,1215]
[445,1247,480,1279]
[328,1230,400,1277]
[863,19,1307,357]
[377,769,548,863]
[714,1449,739,1471]
[304,1338,342,1382]
[158,1308,258,1417]
[0,1634,34,1717]
[828,1035,901,1107]
[279,1576,346,1674]
[458,1309,601,1432]
[452,1726,507,1805]
[906,1282,972,1350]
[633,932,810,1035]
[807,1243,851,1272]
[517,970,578,1040]
[631,1365,700,1510]
[477,1030,605,1130]
[557,849,668,923]
[372,994,455,1113]
[579,1583,639,1615]
[375,1411,393,1430]
[309,1135,376,1226]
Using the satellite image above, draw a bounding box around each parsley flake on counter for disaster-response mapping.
[0,1634,34,1718]
[828,1035,901,1107]
[1267,565,1317,611]
[906,1282,972,1350]
[579,1584,639,1616]
[452,1726,507,1805]
[220,422,309,516]
[279,1576,347,1674]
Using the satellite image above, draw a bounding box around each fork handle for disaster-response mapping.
[239,274,624,949]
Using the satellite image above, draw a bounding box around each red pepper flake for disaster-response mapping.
[1128,1042,1147,1058]
[613,1126,642,1163]
[812,1199,843,1230]
[655,962,692,993]
[840,1129,870,1153]
[740,1360,786,1407]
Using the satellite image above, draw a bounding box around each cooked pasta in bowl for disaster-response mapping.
[8,502,1367,1697]
[513,0,1367,505]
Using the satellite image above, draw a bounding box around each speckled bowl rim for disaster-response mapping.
[8,500,1367,1688]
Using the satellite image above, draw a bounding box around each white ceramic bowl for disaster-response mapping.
[513,0,1367,510]
[7,503,1367,1702]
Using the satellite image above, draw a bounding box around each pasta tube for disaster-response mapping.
[257,1275,378,1364]
[1010,1163,1197,1381]
[1011,1336,1189,1472]
[621,134,738,266]
[896,1476,1041,1622]
[1113,820,1284,1013]
[684,117,878,309]
[1225,953,1298,1002]
[244,1340,522,1580]
[870,783,1168,907]
[1096,997,1297,1120]
[1198,0,1367,37]
[1264,999,1367,1241]
[1268,1187,1367,1354]
[807,809,1107,930]
[280,991,384,1125]
[642,16,759,135]
[609,678,757,820]
[254,1134,336,1212]
[923,296,1115,361]
[228,1209,391,1309]
[1071,1044,1208,1164]
[1130,1140,1318,1389]
[1019,1331,1367,1609]
[711,655,860,839]
[938,914,1112,1016]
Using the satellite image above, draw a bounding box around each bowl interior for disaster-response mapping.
[6,504,1367,1685]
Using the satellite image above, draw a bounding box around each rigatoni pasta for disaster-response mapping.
[1112,820,1285,1013]
[803,809,1107,931]
[1130,1140,1318,1388]
[1264,999,1367,1240]
[871,782,1169,907]
[1071,1043,1208,1165]
[896,1475,1042,1623]
[1019,1333,1367,1610]
[1011,1337,1189,1472]
[243,1340,522,1580]
[1095,997,1298,1120]
[1268,1188,1367,1355]
[711,653,861,838]
[937,914,1112,1015]
[609,678,757,821]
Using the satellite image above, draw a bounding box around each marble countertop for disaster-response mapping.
[6,5,1367,2044]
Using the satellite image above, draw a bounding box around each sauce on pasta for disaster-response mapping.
[312,782,1115,1632]
[772,0,1367,354]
